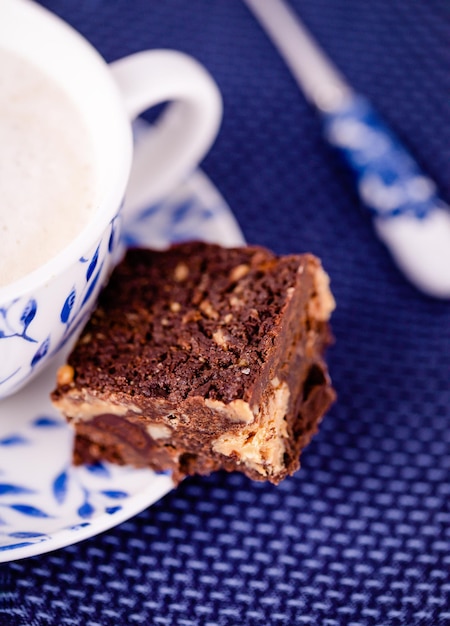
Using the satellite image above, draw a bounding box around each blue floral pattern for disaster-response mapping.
[0,218,120,397]
[122,168,245,249]
[0,372,173,560]
[324,96,440,220]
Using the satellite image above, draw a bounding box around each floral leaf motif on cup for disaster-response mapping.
[77,488,95,519]
[7,532,47,539]
[80,263,104,309]
[108,219,119,252]
[32,416,63,428]
[85,245,100,282]
[30,336,50,368]
[59,219,118,336]
[85,462,111,478]
[52,470,69,505]
[60,288,76,325]
[19,300,38,341]
[0,540,45,553]
[0,299,38,343]
[6,504,52,518]
[0,434,28,446]
[0,484,34,496]
[99,490,128,500]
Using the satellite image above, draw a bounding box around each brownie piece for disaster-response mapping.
[52,242,336,484]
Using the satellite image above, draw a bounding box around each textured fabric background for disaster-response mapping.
[1,1,449,625]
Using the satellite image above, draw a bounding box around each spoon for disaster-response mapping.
[244,0,450,298]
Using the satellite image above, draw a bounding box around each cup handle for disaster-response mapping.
[110,50,223,220]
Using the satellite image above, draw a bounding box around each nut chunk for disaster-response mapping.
[51,242,336,484]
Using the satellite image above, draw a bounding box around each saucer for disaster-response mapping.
[0,130,244,562]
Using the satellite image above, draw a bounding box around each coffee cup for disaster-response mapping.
[0,0,222,398]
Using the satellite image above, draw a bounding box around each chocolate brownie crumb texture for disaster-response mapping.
[52,242,336,484]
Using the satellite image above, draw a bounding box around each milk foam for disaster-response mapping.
[0,48,98,287]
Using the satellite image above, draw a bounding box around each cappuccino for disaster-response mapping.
[0,48,98,287]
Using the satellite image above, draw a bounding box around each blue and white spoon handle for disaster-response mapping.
[245,0,450,298]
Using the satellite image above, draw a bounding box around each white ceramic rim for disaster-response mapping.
[0,0,133,302]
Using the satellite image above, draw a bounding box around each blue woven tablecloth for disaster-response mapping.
[2,1,449,624]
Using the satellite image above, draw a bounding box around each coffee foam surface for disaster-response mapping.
[0,48,98,287]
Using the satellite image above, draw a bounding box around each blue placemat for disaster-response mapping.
[1,1,449,625]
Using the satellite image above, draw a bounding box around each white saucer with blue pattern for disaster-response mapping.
[0,125,244,562]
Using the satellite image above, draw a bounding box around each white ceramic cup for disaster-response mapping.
[0,0,222,398]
